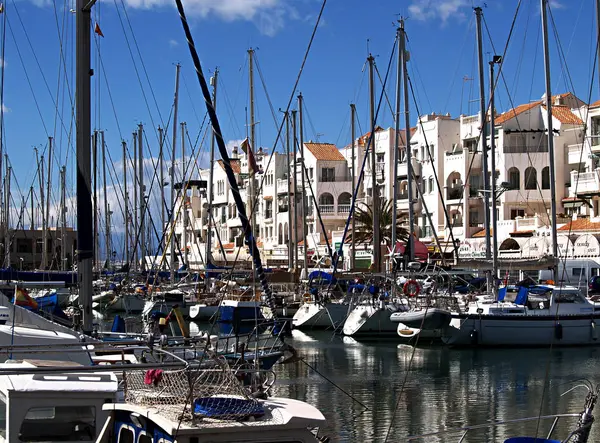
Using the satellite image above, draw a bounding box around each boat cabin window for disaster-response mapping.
[554,290,586,303]
[19,406,95,442]
[118,426,134,443]
[138,433,152,443]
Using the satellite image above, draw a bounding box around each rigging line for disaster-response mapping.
[327,35,397,288]
[551,0,585,93]
[373,59,395,118]
[509,0,532,100]
[8,0,72,142]
[254,55,287,145]
[441,14,475,112]
[407,75,458,256]
[112,0,169,150]
[118,0,168,137]
[301,96,320,142]
[483,12,561,216]
[5,18,49,135]
[181,70,203,127]
[225,0,329,273]
[93,36,124,141]
[334,106,351,147]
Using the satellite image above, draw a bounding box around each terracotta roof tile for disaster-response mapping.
[542,105,584,125]
[304,142,345,161]
[216,159,241,173]
[557,219,600,232]
[590,99,600,109]
[495,101,541,125]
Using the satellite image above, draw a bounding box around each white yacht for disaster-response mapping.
[442,285,600,346]
[293,300,351,329]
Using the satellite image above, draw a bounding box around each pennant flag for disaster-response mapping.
[94,22,104,37]
[240,138,259,176]
[13,286,38,310]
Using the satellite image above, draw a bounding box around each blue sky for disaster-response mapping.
[0,0,598,232]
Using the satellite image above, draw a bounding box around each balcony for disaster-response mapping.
[447,187,463,201]
[276,178,289,194]
[570,169,600,195]
[567,143,585,165]
[319,205,335,214]
[338,204,351,214]
[397,159,421,178]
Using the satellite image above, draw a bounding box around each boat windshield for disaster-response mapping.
[18,406,95,442]
[553,290,586,303]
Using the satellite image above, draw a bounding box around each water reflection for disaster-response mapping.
[274,331,600,442]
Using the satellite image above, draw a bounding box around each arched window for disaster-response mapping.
[507,167,520,190]
[284,223,289,243]
[278,224,283,244]
[541,166,550,190]
[524,167,537,190]
[337,192,352,213]
[318,193,334,214]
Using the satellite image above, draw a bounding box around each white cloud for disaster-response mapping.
[408,0,470,23]
[2,104,10,113]
[124,0,295,36]
[168,39,178,47]
[226,138,245,155]
[549,0,565,9]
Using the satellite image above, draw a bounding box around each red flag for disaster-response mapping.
[240,138,259,176]
[94,22,104,37]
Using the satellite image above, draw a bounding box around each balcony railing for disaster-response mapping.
[338,204,351,214]
[570,168,600,194]
[319,205,335,214]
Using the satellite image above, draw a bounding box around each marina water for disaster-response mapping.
[263,329,600,442]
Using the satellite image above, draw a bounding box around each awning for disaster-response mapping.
[520,236,551,259]
[563,200,584,208]
[572,233,600,257]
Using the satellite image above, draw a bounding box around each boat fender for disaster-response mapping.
[470,329,478,346]
[403,280,420,297]
[593,321,598,341]
[555,322,563,340]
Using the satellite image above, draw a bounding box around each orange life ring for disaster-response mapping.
[403,280,420,297]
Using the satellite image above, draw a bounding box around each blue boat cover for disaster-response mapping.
[497,287,507,301]
[515,287,529,305]
[111,315,126,333]
[308,270,335,283]
[194,397,264,419]
[348,283,365,293]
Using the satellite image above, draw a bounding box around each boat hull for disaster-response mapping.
[390,308,452,330]
[292,303,349,329]
[443,314,600,347]
[189,304,219,321]
[342,304,400,337]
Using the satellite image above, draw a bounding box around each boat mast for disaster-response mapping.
[597,0,600,96]
[248,48,257,290]
[368,54,381,272]
[181,121,187,269]
[292,110,299,271]
[101,131,109,269]
[93,131,99,270]
[490,56,501,294]
[158,127,165,242]
[138,123,145,272]
[170,63,181,283]
[122,140,129,270]
[75,0,96,332]
[205,68,217,279]
[475,7,492,285]
[350,103,356,270]
[45,136,53,269]
[541,0,559,280]
[298,93,309,277]
[3,162,9,268]
[132,132,138,271]
[285,111,293,270]
[400,19,414,263]
[60,165,67,271]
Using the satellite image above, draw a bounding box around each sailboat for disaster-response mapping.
[441,0,600,348]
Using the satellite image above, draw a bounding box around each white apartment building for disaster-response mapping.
[166,92,591,271]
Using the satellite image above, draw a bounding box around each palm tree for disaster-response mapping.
[351,198,410,246]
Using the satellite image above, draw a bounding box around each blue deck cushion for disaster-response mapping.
[498,287,507,301]
[515,286,529,305]
[194,397,265,419]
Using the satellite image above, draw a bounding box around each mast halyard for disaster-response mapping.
[174,0,278,319]
[541,0,559,281]
[490,56,502,296]
[170,63,181,283]
[298,93,309,278]
[248,48,258,297]
[475,7,492,290]
[350,103,356,270]
[205,68,218,281]
[400,18,414,263]
[367,54,381,272]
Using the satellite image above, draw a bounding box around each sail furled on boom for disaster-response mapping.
[173,0,278,319]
